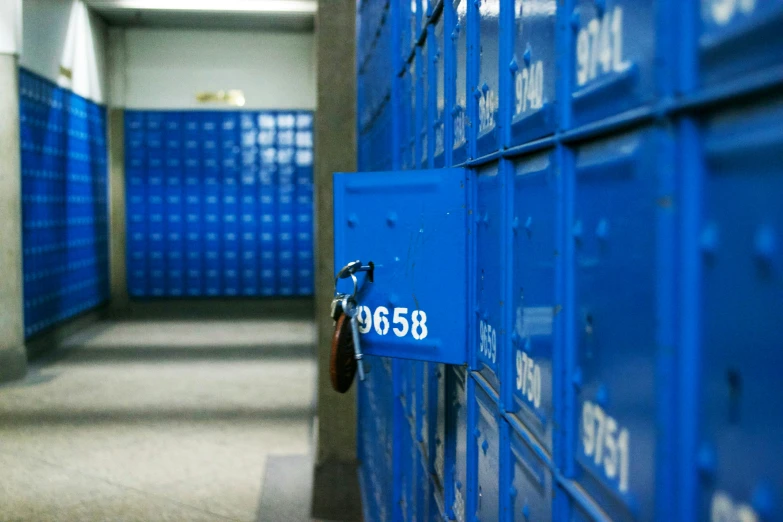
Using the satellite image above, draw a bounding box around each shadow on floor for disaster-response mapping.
[0,302,319,522]
[40,343,315,364]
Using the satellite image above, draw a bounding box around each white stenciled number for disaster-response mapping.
[373,306,390,335]
[515,351,542,408]
[516,60,545,114]
[617,427,629,493]
[357,305,372,334]
[479,320,497,363]
[411,310,428,340]
[479,90,498,133]
[392,307,410,337]
[603,416,618,479]
[582,401,630,493]
[576,6,631,87]
[708,0,757,26]
[711,491,759,522]
[454,110,466,145]
[356,306,428,341]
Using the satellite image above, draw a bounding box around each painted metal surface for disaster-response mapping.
[333,168,469,365]
[19,68,109,338]
[696,96,783,522]
[124,110,314,298]
[508,149,559,454]
[352,1,783,521]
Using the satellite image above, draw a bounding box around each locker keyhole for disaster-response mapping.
[727,369,742,424]
[584,313,595,359]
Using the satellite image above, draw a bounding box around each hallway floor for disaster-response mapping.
[0,303,317,522]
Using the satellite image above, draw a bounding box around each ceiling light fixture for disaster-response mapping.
[90,0,317,14]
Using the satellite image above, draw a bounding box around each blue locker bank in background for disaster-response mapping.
[344,0,783,520]
[19,69,110,338]
[125,109,314,298]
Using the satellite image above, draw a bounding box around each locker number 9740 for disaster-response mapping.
[356,306,428,340]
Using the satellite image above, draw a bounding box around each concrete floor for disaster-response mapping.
[0,309,317,521]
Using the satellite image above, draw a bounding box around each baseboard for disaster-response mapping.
[311,459,363,521]
[0,344,27,384]
[25,306,108,360]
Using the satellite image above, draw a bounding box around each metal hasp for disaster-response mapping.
[336,260,375,282]
[333,168,469,365]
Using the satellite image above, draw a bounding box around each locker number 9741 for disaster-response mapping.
[356,306,428,340]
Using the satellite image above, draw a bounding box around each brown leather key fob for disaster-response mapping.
[330,313,357,393]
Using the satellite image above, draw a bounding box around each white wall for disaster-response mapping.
[116,28,316,110]
[0,0,23,55]
[19,0,108,104]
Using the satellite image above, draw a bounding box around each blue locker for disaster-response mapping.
[432,362,448,489]
[695,98,783,522]
[696,1,783,89]
[432,9,447,167]
[449,0,469,166]
[471,382,501,522]
[420,32,432,168]
[403,57,417,170]
[474,162,505,395]
[508,0,557,146]
[569,0,657,127]
[559,485,612,522]
[21,69,109,333]
[507,419,554,522]
[508,149,559,452]
[449,366,469,522]
[124,108,313,298]
[474,0,501,157]
[569,127,674,521]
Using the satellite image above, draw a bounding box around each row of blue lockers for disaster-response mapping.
[355,0,783,521]
[124,110,314,297]
[19,68,110,338]
[358,0,783,171]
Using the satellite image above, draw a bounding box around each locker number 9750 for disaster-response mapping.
[356,306,429,340]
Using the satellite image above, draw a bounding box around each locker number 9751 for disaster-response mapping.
[582,400,630,493]
[356,306,428,340]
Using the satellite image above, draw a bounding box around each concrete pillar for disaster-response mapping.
[107,27,127,311]
[311,0,361,519]
[108,108,127,311]
[0,54,28,382]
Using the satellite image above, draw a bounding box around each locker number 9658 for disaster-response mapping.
[356,306,429,340]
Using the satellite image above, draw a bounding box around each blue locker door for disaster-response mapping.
[507,0,557,146]
[474,161,506,396]
[569,126,674,522]
[697,98,783,522]
[569,0,657,127]
[508,149,559,454]
[333,168,470,365]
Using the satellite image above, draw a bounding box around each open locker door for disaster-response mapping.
[333,168,469,365]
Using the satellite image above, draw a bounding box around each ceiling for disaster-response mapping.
[84,1,316,31]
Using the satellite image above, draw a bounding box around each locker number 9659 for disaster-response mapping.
[356,306,429,340]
